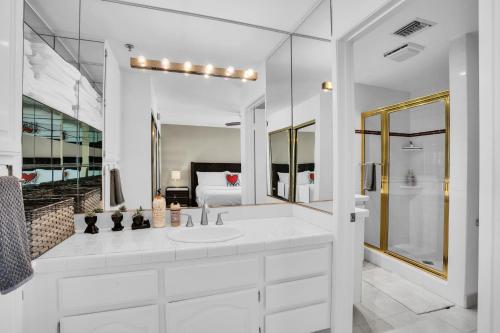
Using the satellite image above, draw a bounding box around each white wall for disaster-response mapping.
[160,124,241,190]
[102,42,122,210]
[478,0,500,330]
[240,63,266,205]
[120,72,152,210]
[0,1,24,332]
[448,32,479,307]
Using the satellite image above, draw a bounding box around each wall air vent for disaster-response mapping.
[393,18,436,38]
[384,43,425,62]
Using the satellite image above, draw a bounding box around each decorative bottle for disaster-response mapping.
[152,189,166,228]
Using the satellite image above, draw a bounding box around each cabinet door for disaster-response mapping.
[166,289,259,333]
[60,305,159,333]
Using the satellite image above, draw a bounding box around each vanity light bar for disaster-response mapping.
[130,57,258,81]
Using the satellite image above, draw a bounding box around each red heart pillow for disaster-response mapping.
[309,172,315,183]
[22,171,38,183]
[226,174,240,186]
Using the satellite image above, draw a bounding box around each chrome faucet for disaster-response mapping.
[201,204,210,225]
[216,211,229,225]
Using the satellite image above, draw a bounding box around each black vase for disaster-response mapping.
[111,214,124,231]
[84,216,99,234]
[132,215,143,227]
[132,215,150,230]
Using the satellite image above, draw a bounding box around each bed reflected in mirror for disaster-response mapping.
[268,128,291,201]
[294,122,316,204]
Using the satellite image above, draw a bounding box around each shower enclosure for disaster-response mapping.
[361,91,450,278]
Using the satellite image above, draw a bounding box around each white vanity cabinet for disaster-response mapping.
[24,243,332,333]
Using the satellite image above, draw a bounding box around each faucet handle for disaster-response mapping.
[216,211,229,225]
[182,213,194,227]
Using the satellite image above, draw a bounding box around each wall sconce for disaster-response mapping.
[322,81,333,92]
[130,57,258,81]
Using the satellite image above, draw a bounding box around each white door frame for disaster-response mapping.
[477,0,500,332]
[329,1,408,332]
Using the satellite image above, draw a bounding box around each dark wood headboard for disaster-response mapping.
[190,162,241,207]
[298,163,315,172]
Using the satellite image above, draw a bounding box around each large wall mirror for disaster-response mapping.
[21,0,333,225]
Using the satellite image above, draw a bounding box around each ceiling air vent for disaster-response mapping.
[393,18,436,38]
[384,43,425,62]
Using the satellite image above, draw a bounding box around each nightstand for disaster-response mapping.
[165,187,190,207]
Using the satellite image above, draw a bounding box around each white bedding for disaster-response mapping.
[277,182,314,202]
[196,185,242,207]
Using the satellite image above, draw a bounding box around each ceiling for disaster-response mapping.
[26,0,329,126]
[151,72,243,127]
[353,0,478,94]
[27,0,326,69]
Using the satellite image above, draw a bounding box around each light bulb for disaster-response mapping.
[184,61,192,71]
[184,73,189,77]
[205,64,214,74]
[225,66,235,76]
[204,74,210,79]
[161,58,170,69]
[244,68,255,78]
[241,78,247,83]
[137,55,146,67]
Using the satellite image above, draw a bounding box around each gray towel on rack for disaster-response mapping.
[364,163,377,192]
[110,168,125,207]
[0,176,33,294]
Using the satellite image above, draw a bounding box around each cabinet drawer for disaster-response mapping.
[165,258,259,299]
[266,275,329,312]
[60,305,159,333]
[265,247,330,282]
[59,270,158,313]
[265,302,330,333]
[166,289,259,333]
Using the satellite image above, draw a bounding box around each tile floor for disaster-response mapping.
[353,262,477,333]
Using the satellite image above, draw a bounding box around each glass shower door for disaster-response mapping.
[386,96,449,276]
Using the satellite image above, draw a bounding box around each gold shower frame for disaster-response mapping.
[361,90,450,279]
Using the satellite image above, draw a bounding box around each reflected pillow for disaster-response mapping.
[22,171,38,184]
[197,171,227,186]
[226,173,241,187]
[296,171,310,185]
[278,172,289,184]
[309,172,315,184]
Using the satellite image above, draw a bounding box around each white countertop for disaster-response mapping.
[34,217,333,273]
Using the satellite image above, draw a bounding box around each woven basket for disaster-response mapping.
[50,187,102,214]
[24,198,75,259]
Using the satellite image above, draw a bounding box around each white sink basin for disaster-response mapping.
[167,226,244,243]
